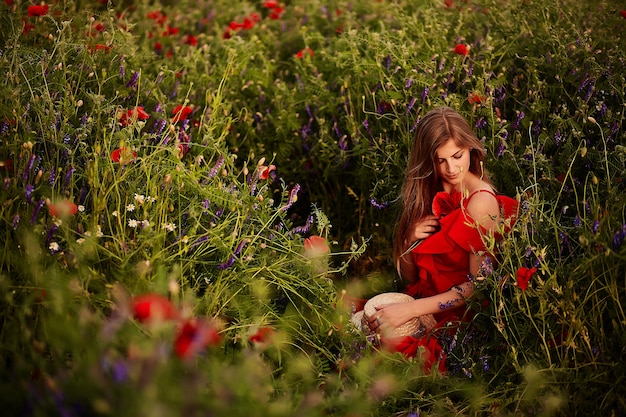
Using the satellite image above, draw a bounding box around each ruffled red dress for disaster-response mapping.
[380,190,518,372]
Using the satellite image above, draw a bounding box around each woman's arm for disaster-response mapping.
[398,215,439,281]
[373,233,489,330]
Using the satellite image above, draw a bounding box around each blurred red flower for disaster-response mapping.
[48,200,78,218]
[269,7,284,20]
[171,105,193,123]
[468,92,486,104]
[453,43,469,56]
[249,326,274,344]
[516,267,537,291]
[296,48,314,58]
[620,10,626,19]
[263,0,278,8]
[147,10,167,25]
[174,318,222,359]
[132,293,179,323]
[184,34,198,46]
[88,44,111,53]
[27,4,49,16]
[304,235,330,257]
[432,189,462,218]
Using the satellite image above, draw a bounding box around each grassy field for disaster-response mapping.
[1,1,625,415]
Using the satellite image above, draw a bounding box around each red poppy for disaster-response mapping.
[27,4,49,16]
[258,164,276,180]
[269,7,284,19]
[453,43,469,56]
[118,106,150,126]
[88,44,111,52]
[432,189,462,218]
[171,105,193,123]
[229,21,244,30]
[162,26,179,36]
[6,0,14,6]
[468,92,486,104]
[296,48,314,59]
[222,29,233,39]
[174,318,221,359]
[304,235,330,257]
[110,147,137,163]
[243,17,255,30]
[131,293,179,323]
[263,0,278,8]
[249,326,274,344]
[620,10,626,19]
[516,267,537,291]
[147,10,167,25]
[443,0,455,8]
[249,13,262,23]
[184,34,198,46]
[48,200,78,218]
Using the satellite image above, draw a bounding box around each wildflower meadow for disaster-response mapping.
[1,0,625,416]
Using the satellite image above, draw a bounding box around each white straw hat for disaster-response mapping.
[360,292,436,338]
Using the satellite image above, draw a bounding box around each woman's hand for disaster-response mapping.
[367,301,419,333]
[405,215,439,246]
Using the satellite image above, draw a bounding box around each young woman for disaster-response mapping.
[366,107,517,370]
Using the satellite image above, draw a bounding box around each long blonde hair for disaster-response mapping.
[393,107,491,274]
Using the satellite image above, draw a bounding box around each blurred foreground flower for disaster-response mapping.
[249,326,274,346]
[304,235,330,257]
[48,199,78,218]
[174,318,221,359]
[132,293,179,323]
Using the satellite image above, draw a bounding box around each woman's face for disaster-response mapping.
[435,138,471,190]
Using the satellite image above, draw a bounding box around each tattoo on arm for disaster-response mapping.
[438,298,461,310]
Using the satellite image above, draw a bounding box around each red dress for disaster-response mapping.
[383,190,518,372]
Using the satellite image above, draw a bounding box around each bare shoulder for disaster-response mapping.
[465,189,499,226]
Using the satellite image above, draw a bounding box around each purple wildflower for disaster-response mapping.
[125,71,139,88]
[406,97,417,115]
[496,141,505,157]
[208,155,225,178]
[475,117,487,130]
[480,355,490,371]
[31,199,45,224]
[119,57,125,79]
[369,197,388,209]
[12,214,20,229]
[573,214,581,228]
[592,220,600,235]
[421,86,429,103]
[23,154,35,181]
[512,111,525,131]
[383,55,391,70]
[554,129,565,146]
[281,184,300,212]
[405,78,413,89]
[217,239,249,270]
[362,118,371,135]
[291,215,314,235]
[25,184,34,203]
